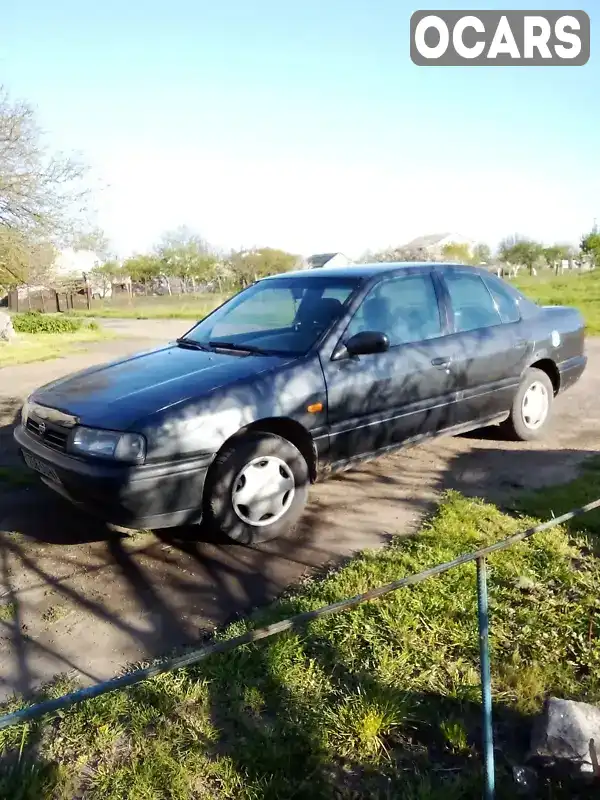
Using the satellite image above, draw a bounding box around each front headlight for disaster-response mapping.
[21,400,32,428]
[70,427,146,464]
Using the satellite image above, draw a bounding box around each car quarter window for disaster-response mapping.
[482,275,521,324]
[444,271,502,333]
[344,273,442,346]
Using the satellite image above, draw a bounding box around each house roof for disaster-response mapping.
[306,252,341,268]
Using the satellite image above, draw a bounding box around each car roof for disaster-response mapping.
[262,262,490,281]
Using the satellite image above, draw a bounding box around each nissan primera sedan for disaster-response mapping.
[16,263,586,543]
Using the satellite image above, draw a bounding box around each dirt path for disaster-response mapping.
[0,323,598,700]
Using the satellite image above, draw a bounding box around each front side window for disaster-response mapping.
[444,272,502,333]
[345,273,442,347]
[183,276,359,355]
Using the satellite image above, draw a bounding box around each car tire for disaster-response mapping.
[204,432,309,545]
[501,367,554,441]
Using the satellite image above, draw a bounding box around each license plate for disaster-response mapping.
[22,451,61,484]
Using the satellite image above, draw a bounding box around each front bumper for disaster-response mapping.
[14,425,215,529]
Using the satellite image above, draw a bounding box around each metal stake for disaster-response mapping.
[477,556,495,799]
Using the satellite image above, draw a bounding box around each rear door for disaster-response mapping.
[320,271,459,466]
[436,268,529,426]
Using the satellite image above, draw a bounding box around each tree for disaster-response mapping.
[473,242,491,265]
[543,244,573,275]
[0,86,88,292]
[0,87,87,243]
[89,260,124,298]
[157,226,217,293]
[72,227,113,262]
[440,242,473,264]
[227,247,299,289]
[123,254,162,294]
[510,239,543,276]
[498,235,543,276]
[581,225,600,269]
[0,227,56,290]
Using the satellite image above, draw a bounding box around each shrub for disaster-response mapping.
[12,312,84,334]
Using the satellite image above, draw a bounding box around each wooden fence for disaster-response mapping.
[7,289,91,313]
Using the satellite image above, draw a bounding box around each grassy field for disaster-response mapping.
[67,293,230,320]
[2,462,600,800]
[513,269,600,334]
[0,329,113,368]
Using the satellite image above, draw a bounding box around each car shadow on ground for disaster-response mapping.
[0,397,598,703]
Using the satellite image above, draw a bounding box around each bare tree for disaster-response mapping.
[72,226,113,262]
[0,86,88,285]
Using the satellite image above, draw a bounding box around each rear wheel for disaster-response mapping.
[502,367,554,441]
[204,432,309,544]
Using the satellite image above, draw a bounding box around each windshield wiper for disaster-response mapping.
[176,338,211,351]
[208,340,271,355]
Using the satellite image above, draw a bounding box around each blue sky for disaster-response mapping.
[3,0,599,257]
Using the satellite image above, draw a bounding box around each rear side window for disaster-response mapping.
[444,272,502,332]
[483,276,521,324]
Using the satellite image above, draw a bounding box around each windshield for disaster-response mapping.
[181,275,361,356]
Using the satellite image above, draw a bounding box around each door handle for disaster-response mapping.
[431,356,452,368]
[515,339,527,348]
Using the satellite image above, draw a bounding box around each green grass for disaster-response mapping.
[2,472,600,799]
[41,605,70,625]
[0,329,113,367]
[513,269,600,334]
[66,294,230,320]
[0,603,15,623]
[11,313,93,335]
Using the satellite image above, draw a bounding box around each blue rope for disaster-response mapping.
[477,556,495,799]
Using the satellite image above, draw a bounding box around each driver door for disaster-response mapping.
[321,271,458,466]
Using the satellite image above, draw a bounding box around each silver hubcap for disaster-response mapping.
[521,381,549,430]
[232,456,295,527]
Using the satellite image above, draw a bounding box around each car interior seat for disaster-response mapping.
[297,296,344,332]
[363,296,394,335]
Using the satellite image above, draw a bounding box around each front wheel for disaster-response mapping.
[501,367,554,441]
[204,432,309,544]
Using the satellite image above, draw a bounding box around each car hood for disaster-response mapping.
[30,343,293,429]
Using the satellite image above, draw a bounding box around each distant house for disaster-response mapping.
[401,233,476,259]
[305,252,351,269]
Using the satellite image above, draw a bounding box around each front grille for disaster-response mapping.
[26,418,69,452]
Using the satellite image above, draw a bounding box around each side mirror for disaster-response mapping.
[345,330,390,357]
